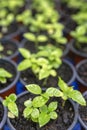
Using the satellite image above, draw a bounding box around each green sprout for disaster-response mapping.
[3,77,86,127]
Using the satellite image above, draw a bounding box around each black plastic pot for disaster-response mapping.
[0,38,19,62]
[76,59,87,93]
[69,39,87,64]
[18,58,76,94]
[0,58,20,98]
[0,22,23,41]
[0,97,7,130]
[7,91,78,130]
[77,91,87,130]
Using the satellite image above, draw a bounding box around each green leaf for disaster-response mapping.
[32,96,48,107]
[18,59,31,71]
[8,102,18,117]
[23,107,33,118]
[9,94,17,102]
[19,48,31,59]
[24,99,32,107]
[3,94,17,106]
[24,33,36,42]
[0,68,12,78]
[49,111,58,119]
[48,102,58,112]
[46,87,63,97]
[26,84,42,94]
[31,116,38,122]
[37,35,48,42]
[39,112,50,127]
[58,77,68,92]
[31,108,39,118]
[0,77,6,83]
[40,105,48,113]
[68,90,86,106]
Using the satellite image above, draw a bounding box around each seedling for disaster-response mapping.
[72,12,87,25]
[18,48,58,80]
[0,0,24,12]
[62,0,87,11]
[16,9,32,26]
[44,22,67,45]
[71,23,87,49]
[0,68,12,84]
[3,77,86,127]
[24,32,48,50]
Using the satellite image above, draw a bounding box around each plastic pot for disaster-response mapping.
[0,22,23,41]
[0,97,7,130]
[76,59,87,93]
[68,39,87,65]
[17,58,77,95]
[0,38,19,62]
[7,91,78,130]
[0,58,20,98]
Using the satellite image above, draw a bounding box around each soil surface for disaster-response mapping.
[0,41,17,57]
[0,23,19,36]
[20,61,73,88]
[79,94,87,127]
[77,61,87,84]
[0,61,16,90]
[23,40,37,53]
[10,93,75,130]
[0,101,4,123]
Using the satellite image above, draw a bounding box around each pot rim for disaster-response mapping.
[0,97,7,129]
[69,39,87,58]
[0,58,20,93]
[0,38,20,60]
[76,59,87,86]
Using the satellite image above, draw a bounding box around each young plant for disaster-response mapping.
[0,68,12,84]
[16,9,32,26]
[71,23,87,49]
[18,48,58,80]
[45,22,67,45]
[62,0,87,10]
[0,9,14,35]
[24,32,48,50]
[0,0,24,12]
[3,77,86,128]
[72,12,87,25]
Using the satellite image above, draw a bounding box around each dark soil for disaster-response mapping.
[20,61,73,88]
[60,2,79,16]
[0,41,17,57]
[10,93,75,130]
[59,14,77,33]
[79,94,87,126]
[77,61,87,84]
[0,101,4,123]
[0,61,16,90]
[0,22,19,36]
[23,40,37,53]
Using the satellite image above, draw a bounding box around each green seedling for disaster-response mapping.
[24,32,48,50]
[18,48,59,80]
[71,23,87,49]
[3,77,86,127]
